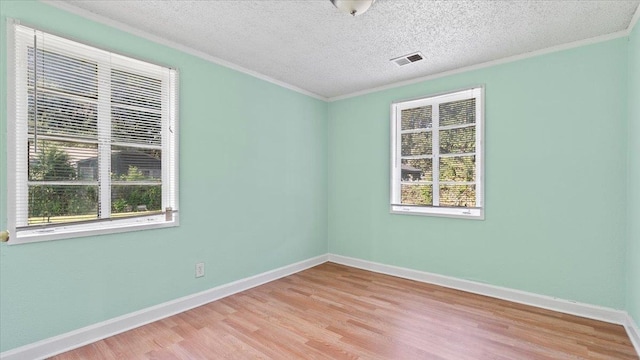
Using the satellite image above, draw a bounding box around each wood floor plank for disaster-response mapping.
[52,263,639,359]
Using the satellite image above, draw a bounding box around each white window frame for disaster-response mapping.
[6,20,180,244]
[390,86,484,219]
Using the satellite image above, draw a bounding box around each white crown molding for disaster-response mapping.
[328,30,630,102]
[38,0,327,102]
[36,0,636,104]
[0,254,329,360]
[626,313,640,357]
[629,3,640,34]
[327,254,629,325]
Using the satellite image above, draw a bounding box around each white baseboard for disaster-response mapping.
[625,313,640,356]
[0,254,328,360]
[2,253,637,359]
[328,254,640,357]
[327,254,628,325]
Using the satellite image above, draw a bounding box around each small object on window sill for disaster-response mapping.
[0,231,10,243]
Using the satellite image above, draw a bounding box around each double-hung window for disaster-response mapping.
[390,87,484,218]
[7,21,179,243]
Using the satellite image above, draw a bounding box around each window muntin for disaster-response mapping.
[8,22,179,243]
[391,87,484,218]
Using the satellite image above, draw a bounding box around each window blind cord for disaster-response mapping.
[33,32,38,154]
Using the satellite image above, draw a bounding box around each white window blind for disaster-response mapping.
[8,21,179,243]
[390,87,484,219]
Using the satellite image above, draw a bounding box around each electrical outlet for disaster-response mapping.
[195,262,205,278]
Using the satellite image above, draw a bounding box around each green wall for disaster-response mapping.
[328,38,629,310]
[0,1,328,352]
[628,20,640,327]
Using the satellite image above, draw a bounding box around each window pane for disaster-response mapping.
[28,47,98,98]
[111,146,162,181]
[111,69,161,111]
[111,185,162,215]
[439,156,475,182]
[401,132,432,156]
[28,140,98,182]
[28,185,98,224]
[401,158,432,182]
[111,106,162,145]
[439,98,475,127]
[401,106,432,130]
[439,127,475,154]
[439,185,476,207]
[401,184,433,205]
[28,92,98,139]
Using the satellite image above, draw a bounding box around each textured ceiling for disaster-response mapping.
[53,0,640,99]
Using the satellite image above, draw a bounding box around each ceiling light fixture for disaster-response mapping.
[330,0,375,16]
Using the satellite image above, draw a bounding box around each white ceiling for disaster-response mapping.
[52,0,640,99]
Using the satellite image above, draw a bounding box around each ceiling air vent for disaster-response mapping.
[391,52,424,67]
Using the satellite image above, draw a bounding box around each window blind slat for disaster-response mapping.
[28,48,98,98]
[28,92,98,138]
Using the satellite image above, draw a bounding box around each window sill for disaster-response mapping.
[390,205,484,220]
[9,215,179,245]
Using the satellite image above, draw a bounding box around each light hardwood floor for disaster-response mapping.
[53,262,638,359]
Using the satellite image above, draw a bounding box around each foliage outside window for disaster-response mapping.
[8,21,179,243]
[390,87,484,218]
